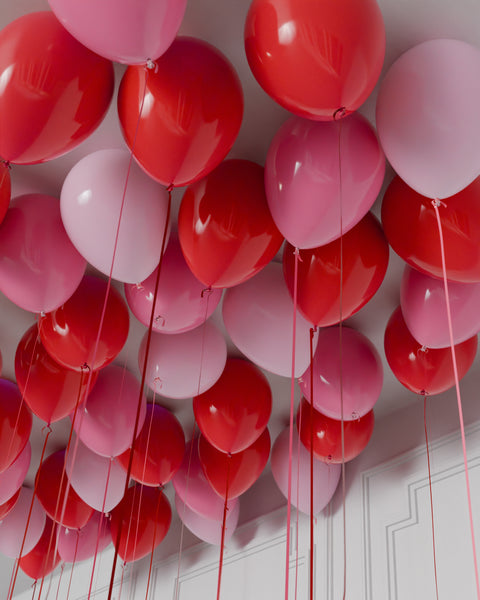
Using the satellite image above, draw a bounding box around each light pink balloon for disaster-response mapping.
[0,442,31,505]
[0,194,86,313]
[299,327,383,421]
[265,113,385,249]
[271,428,341,516]
[60,149,170,284]
[223,262,317,377]
[73,365,147,457]
[125,235,222,334]
[400,265,480,348]
[139,322,227,399]
[377,39,480,199]
[0,487,46,558]
[48,0,186,64]
[58,511,111,563]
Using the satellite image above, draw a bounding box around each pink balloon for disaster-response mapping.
[0,442,31,505]
[223,261,317,377]
[299,327,383,421]
[0,194,86,313]
[73,365,147,457]
[400,265,480,348]
[265,113,385,249]
[271,428,340,516]
[139,321,227,399]
[58,511,111,563]
[377,39,480,199]
[125,235,222,334]
[60,149,170,284]
[0,487,46,558]
[49,0,186,64]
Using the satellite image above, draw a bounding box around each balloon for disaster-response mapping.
[60,149,171,284]
[15,325,97,424]
[376,39,480,199]
[0,194,86,313]
[0,379,32,473]
[245,0,385,120]
[116,404,185,487]
[36,450,94,530]
[0,487,46,558]
[19,516,60,580]
[58,511,111,563]
[65,437,127,513]
[0,489,20,520]
[193,358,272,454]
[139,322,227,400]
[400,265,480,348]
[385,306,478,396]
[0,12,114,165]
[0,161,10,225]
[125,235,222,334]
[48,0,186,64]
[110,485,171,563]
[382,176,480,283]
[265,113,385,249]
[198,429,271,499]
[73,365,147,458]
[283,212,389,326]
[178,159,284,288]
[0,442,30,505]
[175,493,240,546]
[271,428,341,515]
[223,262,317,377]
[39,275,130,372]
[297,399,375,463]
[299,327,383,421]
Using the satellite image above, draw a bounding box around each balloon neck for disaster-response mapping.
[1,159,11,170]
[333,106,347,120]
[145,59,157,72]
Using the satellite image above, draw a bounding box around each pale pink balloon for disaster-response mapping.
[0,194,86,313]
[139,322,227,399]
[0,442,31,505]
[223,261,317,377]
[265,113,385,249]
[271,428,341,516]
[58,511,111,563]
[300,327,383,421]
[60,149,170,284]
[0,487,46,558]
[377,39,480,199]
[400,265,480,348]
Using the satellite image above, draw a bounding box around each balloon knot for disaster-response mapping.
[154,315,165,326]
[333,107,347,120]
[201,286,213,298]
[2,159,11,170]
[81,362,91,372]
[431,199,446,209]
[153,376,163,391]
[293,247,303,262]
[42,424,52,435]
[145,59,158,72]
[166,183,174,192]
[135,282,144,290]
[39,311,46,318]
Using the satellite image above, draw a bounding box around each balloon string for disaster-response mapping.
[117,562,127,600]
[309,326,317,600]
[65,533,79,600]
[216,454,231,600]
[144,488,164,599]
[30,580,37,600]
[36,520,60,600]
[432,199,480,597]
[54,563,65,600]
[294,405,302,600]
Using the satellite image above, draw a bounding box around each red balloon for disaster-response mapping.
[19,516,60,580]
[36,450,93,530]
[39,275,130,371]
[0,488,20,520]
[117,404,185,487]
[193,358,272,454]
[198,428,271,499]
[110,485,171,563]
[0,12,114,164]
[0,161,10,225]
[384,306,478,396]
[178,159,284,288]
[245,0,385,120]
[118,37,243,187]
[283,212,389,326]
[382,176,480,283]
[297,399,374,463]
[15,325,98,424]
[0,379,32,473]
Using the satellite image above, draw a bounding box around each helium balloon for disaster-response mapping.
[58,511,111,563]
[0,487,46,558]
[0,161,10,225]
[0,379,32,473]
[19,516,60,580]
[0,442,30,505]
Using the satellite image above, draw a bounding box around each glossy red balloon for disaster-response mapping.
[0,12,114,164]
[245,0,385,120]
[36,450,93,530]
[15,325,97,424]
[382,176,480,283]
[39,275,130,372]
[283,212,389,326]
[110,485,171,563]
[19,516,61,580]
[118,37,243,187]
[178,159,284,288]
[0,161,10,225]
[384,306,478,396]
[297,399,374,463]
[193,358,272,454]
[198,428,271,499]
[0,489,20,520]
[0,379,32,473]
